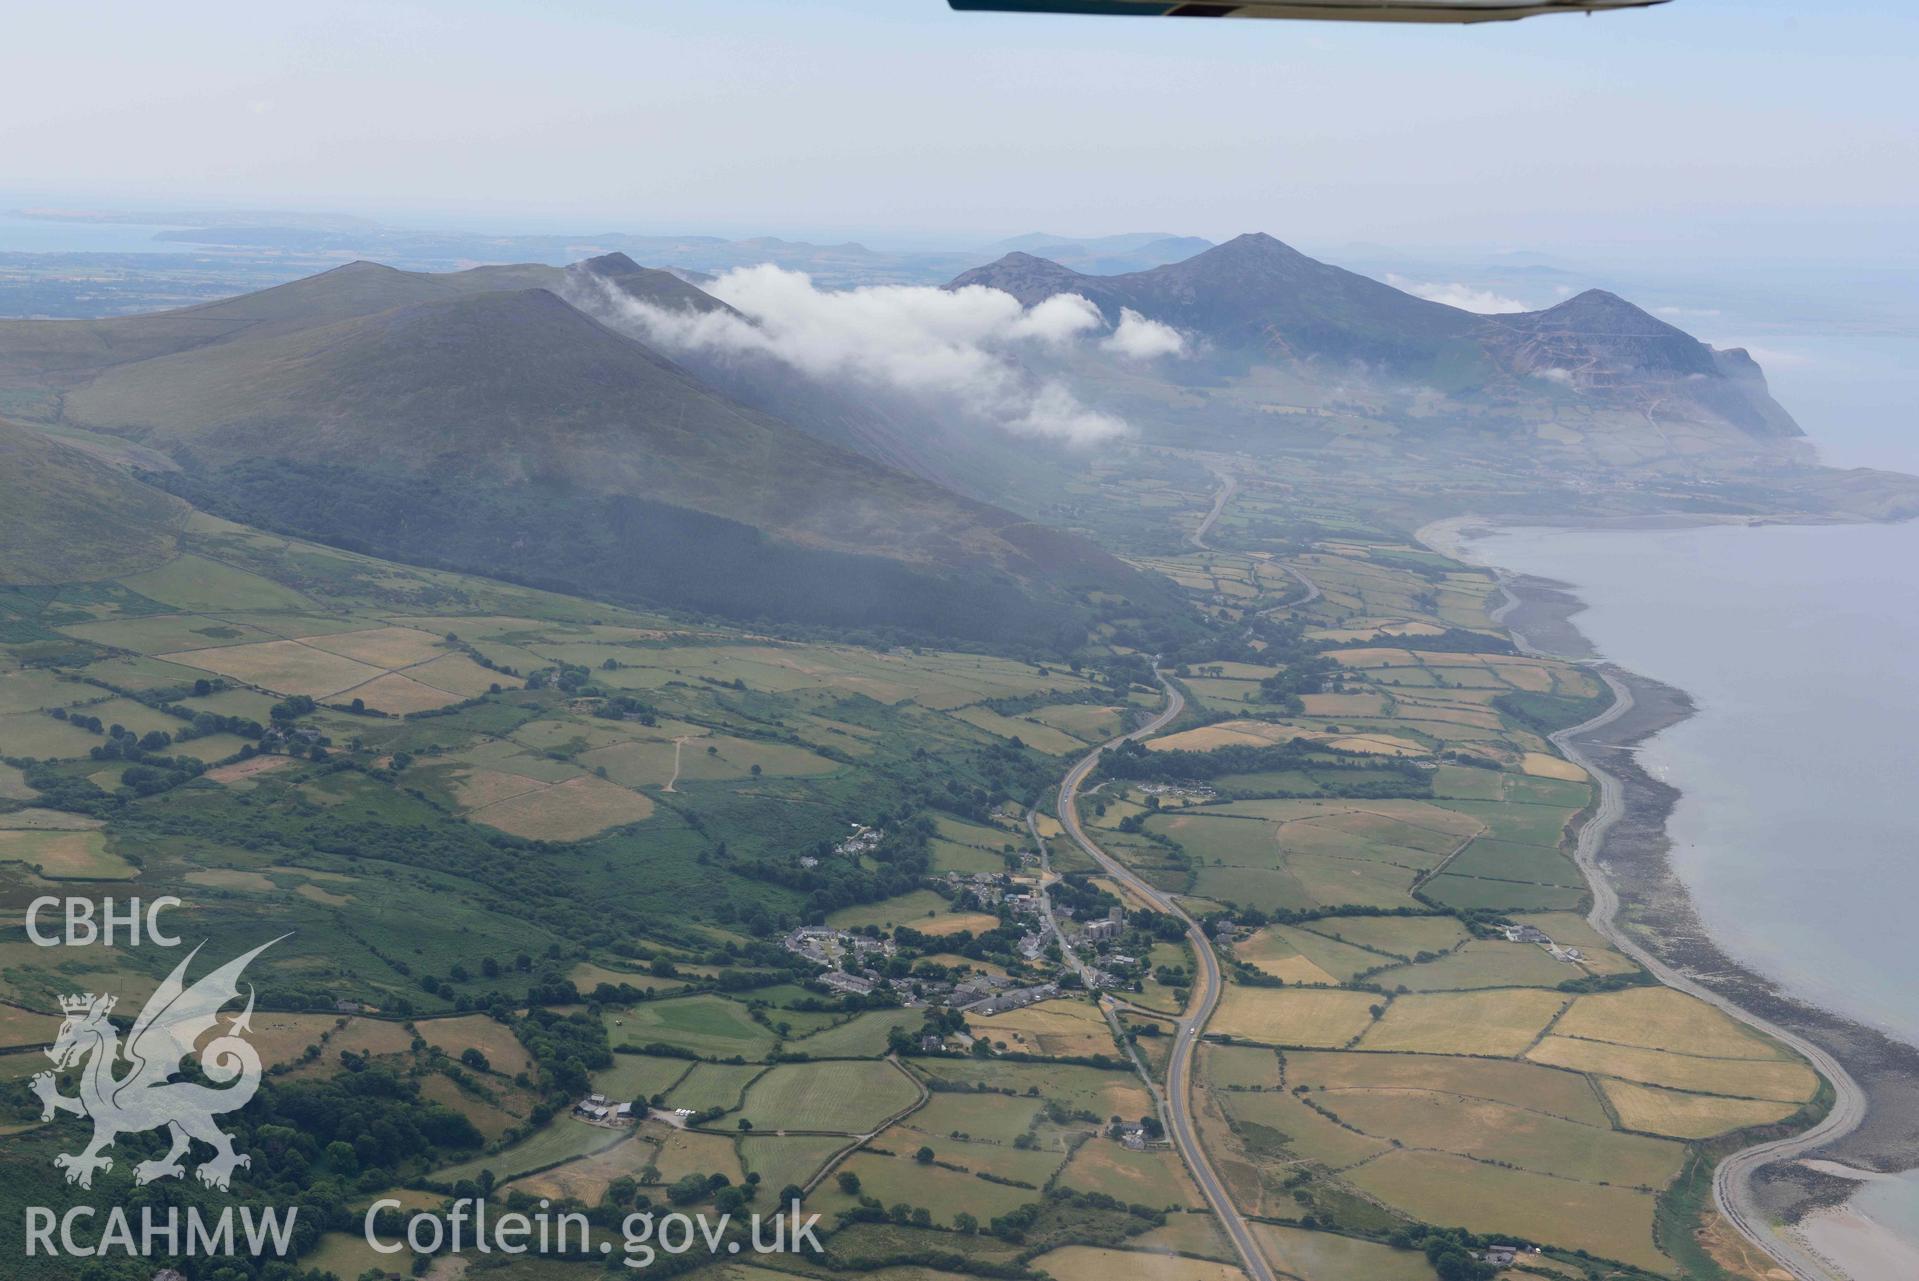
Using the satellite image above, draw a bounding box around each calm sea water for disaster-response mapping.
[1471,519,1919,1048]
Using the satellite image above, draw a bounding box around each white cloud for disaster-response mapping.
[1532,367,1575,385]
[1386,275,1530,314]
[572,266,1131,444]
[1656,305,1722,318]
[1102,308,1185,359]
[1015,383,1128,442]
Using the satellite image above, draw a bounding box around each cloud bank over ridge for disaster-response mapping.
[576,266,1180,444]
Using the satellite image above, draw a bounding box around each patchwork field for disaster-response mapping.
[972,998,1115,1058]
[1599,1079,1801,1139]
[1527,1036,1820,1102]
[1251,1223,1438,1281]
[737,1060,919,1132]
[607,994,778,1060]
[1355,989,1566,1056]
[468,774,655,841]
[663,1062,768,1112]
[1344,1149,1667,1272]
[1209,986,1381,1048]
[1032,1245,1246,1281]
[432,1116,628,1185]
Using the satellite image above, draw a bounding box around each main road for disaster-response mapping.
[1052,669,1278,1281]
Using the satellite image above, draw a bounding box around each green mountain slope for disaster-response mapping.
[11,270,1181,647]
[0,418,187,585]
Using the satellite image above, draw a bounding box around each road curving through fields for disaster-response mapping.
[1053,669,1279,1281]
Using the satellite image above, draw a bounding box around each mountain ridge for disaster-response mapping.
[950,233,1801,437]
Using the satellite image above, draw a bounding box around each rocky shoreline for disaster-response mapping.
[1432,522,1919,1227]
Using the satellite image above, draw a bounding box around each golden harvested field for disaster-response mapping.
[1209,987,1380,1048]
[1055,1139,1201,1208]
[1323,732,1428,757]
[1236,925,1379,984]
[1344,1148,1667,1272]
[1356,989,1567,1056]
[335,671,462,714]
[649,1122,746,1187]
[1600,1079,1800,1139]
[448,766,550,810]
[300,625,449,668]
[159,638,385,698]
[1233,928,1339,986]
[1519,752,1588,782]
[419,1014,534,1077]
[1032,1245,1245,1281]
[1553,987,1789,1060]
[469,774,654,841]
[1284,1052,1610,1125]
[1527,1037,1820,1103]
[1133,1214,1235,1261]
[1147,721,1296,752]
[1251,1223,1438,1281]
[914,912,1001,938]
[1323,1089,1685,1187]
[0,828,133,878]
[409,652,509,696]
[974,998,1114,1058]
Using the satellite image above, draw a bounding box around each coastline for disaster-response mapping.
[1419,516,1919,1280]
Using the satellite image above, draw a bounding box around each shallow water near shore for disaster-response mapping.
[1470,519,1919,1049]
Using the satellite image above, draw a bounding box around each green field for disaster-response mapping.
[663,1063,768,1112]
[606,995,779,1060]
[592,1053,695,1102]
[432,1117,627,1185]
[737,1060,919,1132]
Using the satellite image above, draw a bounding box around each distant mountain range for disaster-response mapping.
[952,233,1801,438]
[113,222,1209,288]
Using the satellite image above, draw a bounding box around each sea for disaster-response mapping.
[1460,289,1919,1275]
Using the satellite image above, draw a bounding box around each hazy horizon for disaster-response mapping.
[4,0,1915,268]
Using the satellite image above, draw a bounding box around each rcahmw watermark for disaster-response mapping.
[25,1204,297,1259]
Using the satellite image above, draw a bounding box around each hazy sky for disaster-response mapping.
[3,0,1914,262]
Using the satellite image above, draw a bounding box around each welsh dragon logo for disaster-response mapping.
[31,936,284,1191]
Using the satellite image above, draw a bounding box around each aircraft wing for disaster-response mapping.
[950,0,1667,22]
